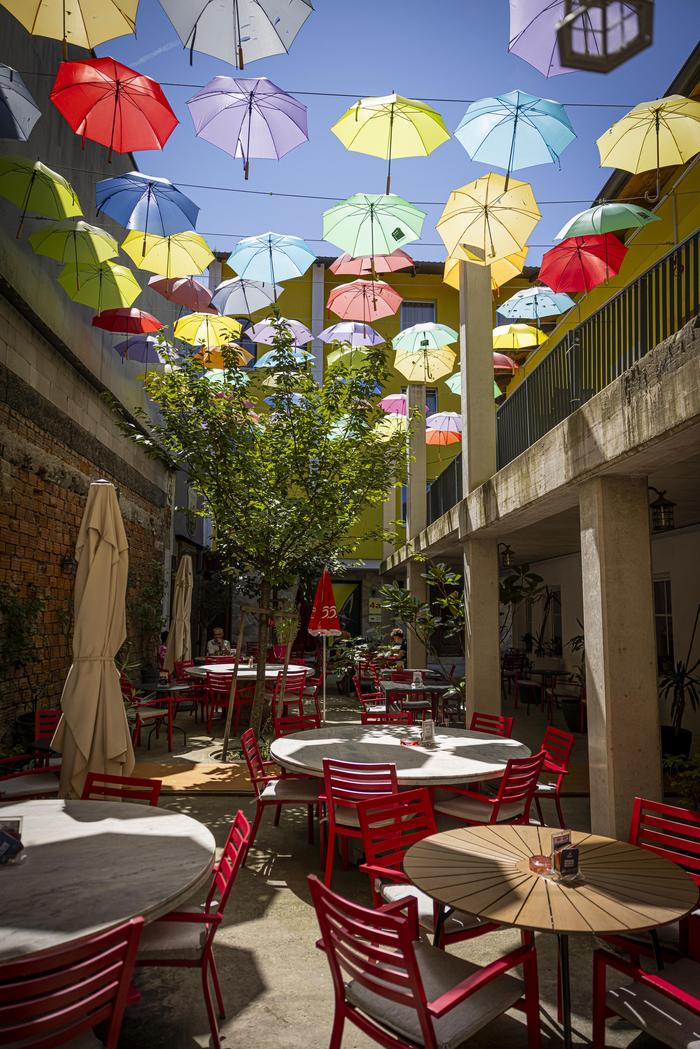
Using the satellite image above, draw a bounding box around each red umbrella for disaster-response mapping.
[539,234,627,293]
[92,308,163,333]
[50,58,178,160]
[493,352,518,375]
[148,276,217,313]
[330,250,414,276]
[308,569,342,723]
[327,279,402,323]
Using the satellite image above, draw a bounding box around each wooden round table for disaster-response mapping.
[270,724,530,787]
[0,799,216,961]
[403,824,699,1049]
[185,662,308,681]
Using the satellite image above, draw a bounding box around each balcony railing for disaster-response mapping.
[427,230,699,525]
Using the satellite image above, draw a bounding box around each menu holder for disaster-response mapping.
[0,818,24,866]
[550,830,580,881]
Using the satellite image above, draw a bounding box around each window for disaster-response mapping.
[400,386,438,414]
[400,300,436,328]
[654,578,674,674]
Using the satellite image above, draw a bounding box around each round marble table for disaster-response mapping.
[270,724,530,787]
[0,799,216,961]
[185,662,308,681]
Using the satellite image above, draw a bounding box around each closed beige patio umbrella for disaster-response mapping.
[52,480,134,798]
[163,555,193,673]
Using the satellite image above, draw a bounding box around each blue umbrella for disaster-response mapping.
[95,172,199,236]
[227,231,315,288]
[255,347,312,368]
[0,65,41,141]
[455,89,575,187]
[499,286,574,325]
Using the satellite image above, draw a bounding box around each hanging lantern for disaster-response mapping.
[556,1,654,74]
[648,487,675,533]
[498,543,516,569]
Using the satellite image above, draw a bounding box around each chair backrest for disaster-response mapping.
[205,670,234,695]
[34,708,61,741]
[82,772,162,806]
[470,711,514,738]
[540,725,575,772]
[494,751,546,821]
[205,810,251,915]
[502,650,527,671]
[323,758,398,817]
[274,712,320,737]
[272,669,307,696]
[240,728,267,795]
[630,796,700,886]
[358,788,436,876]
[208,655,236,664]
[174,659,194,680]
[120,674,136,701]
[390,670,414,682]
[0,917,143,1049]
[361,708,412,725]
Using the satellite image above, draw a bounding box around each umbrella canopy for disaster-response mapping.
[327,279,402,322]
[195,345,252,368]
[493,322,547,352]
[114,334,167,363]
[322,193,425,258]
[58,260,141,310]
[122,230,214,278]
[158,0,313,69]
[330,250,414,276]
[539,233,627,292]
[0,156,81,237]
[331,93,450,193]
[29,220,118,267]
[437,172,541,265]
[308,569,342,637]
[380,393,409,416]
[51,480,134,798]
[96,171,199,236]
[326,344,370,368]
[211,277,280,315]
[188,76,308,179]
[493,352,519,375]
[426,411,462,433]
[175,313,242,348]
[247,317,312,346]
[499,286,574,321]
[374,413,408,440]
[163,555,193,673]
[455,89,575,183]
[508,0,616,77]
[318,321,383,347]
[445,372,503,400]
[443,247,528,292]
[392,322,458,353]
[2,0,138,52]
[394,347,456,383]
[148,275,215,312]
[255,347,312,368]
[50,58,178,158]
[426,427,461,446]
[556,202,660,240]
[93,308,163,333]
[0,65,41,141]
[228,231,315,285]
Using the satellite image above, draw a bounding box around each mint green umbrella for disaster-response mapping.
[392,321,457,352]
[556,202,660,240]
[322,192,425,258]
[445,372,502,401]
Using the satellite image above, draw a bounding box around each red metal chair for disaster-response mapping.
[266,669,308,718]
[121,674,169,747]
[533,726,575,828]
[136,811,251,1049]
[433,752,546,826]
[32,708,62,767]
[388,670,431,723]
[82,772,162,806]
[501,649,528,696]
[0,917,143,1048]
[357,788,499,948]
[390,670,415,682]
[240,728,320,845]
[204,670,253,736]
[352,674,390,723]
[469,711,514,737]
[309,874,541,1049]
[0,754,60,802]
[361,708,412,725]
[174,659,205,720]
[206,654,237,664]
[273,710,321,737]
[321,758,398,888]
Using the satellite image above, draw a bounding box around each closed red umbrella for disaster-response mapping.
[50,58,178,160]
[327,279,402,322]
[308,569,342,723]
[148,275,216,313]
[539,234,627,293]
[92,308,163,334]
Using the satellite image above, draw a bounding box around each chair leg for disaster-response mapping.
[535,796,545,826]
[201,963,221,1049]
[554,792,565,829]
[591,954,606,1049]
[328,1009,345,1049]
[273,803,282,827]
[339,835,349,870]
[324,826,336,887]
[523,949,541,1049]
[249,801,264,847]
[307,803,314,845]
[208,952,226,1018]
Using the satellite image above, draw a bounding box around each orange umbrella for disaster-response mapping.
[426,428,461,446]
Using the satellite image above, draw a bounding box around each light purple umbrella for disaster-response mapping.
[246,316,312,346]
[426,411,462,433]
[187,76,308,179]
[317,321,383,347]
[508,0,571,77]
[113,335,168,363]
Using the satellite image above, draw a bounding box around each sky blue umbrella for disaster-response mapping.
[455,89,575,187]
[0,65,41,141]
[499,286,574,323]
[317,321,383,347]
[228,231,315,289]
[95,171,199,236]
[255,347,312,368]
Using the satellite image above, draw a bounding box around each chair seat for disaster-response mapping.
[137,908,209,960]
[260,778,319,803]
[606,956,700,1049]
[534,781,557,795]
[0,772,59,799]
[346,939,523,1049]
[608,909,700,952]
[128,706,169,720]
[433,793,525,823]
[380,883,485,936]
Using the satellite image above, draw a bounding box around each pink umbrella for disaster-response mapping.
[329,249,414,276]
[327,279,402,322]
[493,352,519,375]
[380,393,408,416]
[148,275,217,313]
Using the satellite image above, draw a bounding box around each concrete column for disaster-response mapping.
[464,538,501,718]
[406,383,427,539]
[579,475,662,839]
[382,483,396,561]
[406,558,428,667]
[310,263,325,386]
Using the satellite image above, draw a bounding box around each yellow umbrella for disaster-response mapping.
[444,247,527,292]
[174,313,242,349]
[1,0,138,54]
[123,230,215,279]
[195,345,253,368]
[331,93,450,193]
[394,347,456,383]
[492,323,547,352]
[0,156,81,237]
[437,172,540,265]
[58,260,141,310]
[374,414,407,440]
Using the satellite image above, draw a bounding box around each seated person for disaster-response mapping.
[206,626,232,657]
[389,627,407,665]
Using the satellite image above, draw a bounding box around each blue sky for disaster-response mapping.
[98,0,699,265]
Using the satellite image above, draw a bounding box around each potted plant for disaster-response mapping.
[659,604,700,758]
[0,585,48,752]
[662,753,700,809]
[558,626,586,734]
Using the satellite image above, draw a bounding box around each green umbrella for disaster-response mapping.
[556,202,660,240]
[445,372,502,401]
[327,344,369,368]
[0,156,81,237]
[58,260,141,311]
[392,321,458,352]
[322,192,425,259]
[29,220,119,268]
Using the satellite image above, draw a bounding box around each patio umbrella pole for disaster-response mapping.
[322,635,327,724]
[221,611,248,761]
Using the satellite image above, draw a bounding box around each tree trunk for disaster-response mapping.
[249,580,271,736]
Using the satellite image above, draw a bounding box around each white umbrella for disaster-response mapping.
[164,555,193,673]
[211,277,281,316]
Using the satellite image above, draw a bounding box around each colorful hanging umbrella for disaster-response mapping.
[330,250,414,276]
[374,413,408,440]
[0,65,41,141]
[96,171,199,236]
[327,279,402,322]
[493,352,519,375]
[326,344,370,368]
[556,202,660,240]
[539,233,627,293]
[437,173,541,265]
[211,277,280,316]
[122,230,214,278]
[188,76,307,179]
[455,89,575,185]
[92,308,163,334]
[507,0,619,77]
[394,347,456,383]
[443,248,528,292]
[493,322,547,352]
[148,275,215,312]
[195,344,252,368]
[379,393,410,416]
[247,317,312,346]
[158,0,313,69]
[331,93,450,193]
[114,334,168,363]
[499,286,574,321]
[444,372,502,399]
[0,156,81,237]
[174,313,242,349]
[0,0,138,53]
[392,322,458,353]
[29,220,118,267]
[50,58,178,159]
[58,260,141,310]
[426,411,462,433]
[228,231,315,285]
[318,321,383,347]
[426,428,461,446]
[254,347,312,368]
[322,193,425,258]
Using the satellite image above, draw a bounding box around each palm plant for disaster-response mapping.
[659,604,700,736]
